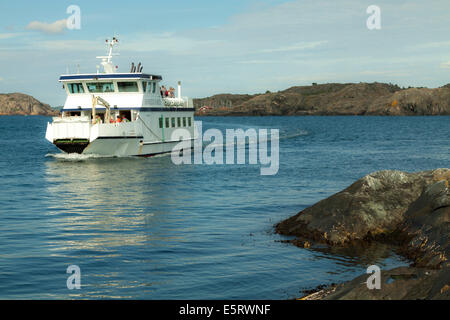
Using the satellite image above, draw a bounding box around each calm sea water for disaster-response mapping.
[0,115,448,299]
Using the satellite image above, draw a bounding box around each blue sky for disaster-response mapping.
[1,0,450,106]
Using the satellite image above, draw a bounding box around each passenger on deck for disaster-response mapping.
[93,115,102,124]
[122,116,130,123]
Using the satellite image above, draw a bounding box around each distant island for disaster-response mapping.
[194,82,450,116]
[2,82,450,116]
[0,93,57,116]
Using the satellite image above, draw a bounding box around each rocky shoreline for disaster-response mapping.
[0,93,57,116]
[276,169,449,300]
[3,82,450,117]
[194,82,450,116]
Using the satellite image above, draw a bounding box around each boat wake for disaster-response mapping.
[198,129,309,150]
[46,152,171,161]
[46,153,121,161]
[279,129,309,141]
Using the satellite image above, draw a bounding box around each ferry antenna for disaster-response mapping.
[96,37,120,73]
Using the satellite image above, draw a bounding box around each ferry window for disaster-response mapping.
[118,82,139,92]
[159,117,163,128]
[142,82,147,93]
[171,118,175,128]
[183,117,187,127]
[119,110,132,122]
[152,82,156,94]
[188,117,192,127]
[68,83,85,94]
[87,82,115,93]
[165,117,170,128]
[177,117,181,127]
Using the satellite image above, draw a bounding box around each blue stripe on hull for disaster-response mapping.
[59,73,162,81]
[61,107,195,112]
[96,136,144,140]
[137,147,193,158]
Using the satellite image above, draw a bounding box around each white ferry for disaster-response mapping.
[45,37,196,157]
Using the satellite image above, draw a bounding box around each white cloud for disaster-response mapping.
[121,32,222,55]
[237,59,287,64]
[360,70,410,77]
[19,33,218,56]
[0,33,24,40]
[35,39,101,51]
[440,61,450,69]
[26,19,67,34]
[260,41,328,53]
[410,41,450,50]
[271,72,342,84]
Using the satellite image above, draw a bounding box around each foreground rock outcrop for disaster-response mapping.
[0,93,57,116]
[195,83,450,116]
[322,265,449,300]
[276,169,449,299]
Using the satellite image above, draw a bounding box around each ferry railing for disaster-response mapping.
[49,116,91,141]
[162,97,192,108]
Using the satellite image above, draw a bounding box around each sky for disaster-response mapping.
[0,0,450,106]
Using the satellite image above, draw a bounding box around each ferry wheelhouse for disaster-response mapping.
[45,38,196,157]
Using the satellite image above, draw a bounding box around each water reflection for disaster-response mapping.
[43,156,189,298]
[307,242,409,270]
[44,156,185,253]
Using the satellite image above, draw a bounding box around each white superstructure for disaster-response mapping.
[45,37,196,157]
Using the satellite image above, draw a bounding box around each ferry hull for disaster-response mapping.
[52,139,187,157]
[47,119,195,157]
[83,138,183,157]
